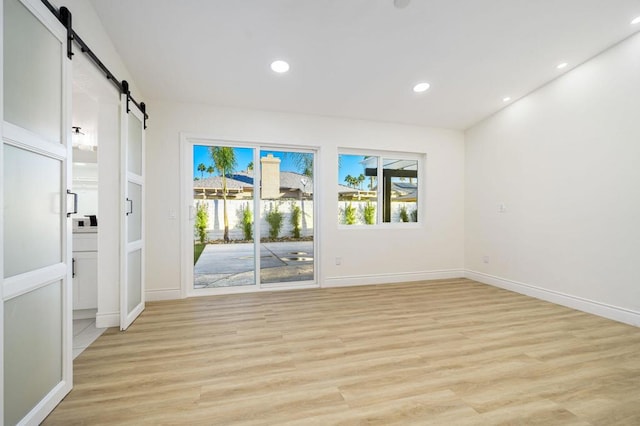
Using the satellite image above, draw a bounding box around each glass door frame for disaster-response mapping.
[180,135,319,297]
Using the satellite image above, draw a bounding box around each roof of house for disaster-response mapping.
[194,175,247,190]
[194,171,314,193]
[338,181,417,201]
[195,173,416,200]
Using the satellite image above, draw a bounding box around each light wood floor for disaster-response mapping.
[44,278,640,425]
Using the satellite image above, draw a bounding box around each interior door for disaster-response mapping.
[119,95,145,330]
[2,0,73,424]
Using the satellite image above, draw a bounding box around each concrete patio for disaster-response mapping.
[194,240,314,288]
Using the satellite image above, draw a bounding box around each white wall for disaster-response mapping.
[95,101,121,327]
[465,33,640,325]
[52,0,142,96]
[146,102,465,297]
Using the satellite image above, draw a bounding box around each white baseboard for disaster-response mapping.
[73,308,97,320]
[465,270,640,327]
[146,288,182,301]
[96,311,119,328]
[323,269,464,288]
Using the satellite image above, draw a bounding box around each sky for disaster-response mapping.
[193,145,368,183]
[338,154,370,185]
[193,146,254,179]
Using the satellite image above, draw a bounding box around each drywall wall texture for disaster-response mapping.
[146,102,465,296]
[52,0,143,97]
[465,32,640,323]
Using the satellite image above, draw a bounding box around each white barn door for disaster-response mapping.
[120,93,145,330]
[2,0,73,424]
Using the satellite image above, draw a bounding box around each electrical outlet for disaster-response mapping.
[498,203,507,213]
[483,255,489,264]
[335,257,342,266]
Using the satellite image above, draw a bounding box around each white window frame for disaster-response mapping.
[338,148,425,229]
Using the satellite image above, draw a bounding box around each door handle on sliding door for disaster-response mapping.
[126,198,133,216]
[66,189,78,217]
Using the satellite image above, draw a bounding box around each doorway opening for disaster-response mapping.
[185,141,317,294]
[70,53,120,354]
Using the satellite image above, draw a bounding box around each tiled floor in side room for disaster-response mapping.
[73,319,105,359]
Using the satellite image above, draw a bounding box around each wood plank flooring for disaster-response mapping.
[44,278,640,425]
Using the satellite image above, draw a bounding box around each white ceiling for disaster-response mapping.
[90,0,640,130]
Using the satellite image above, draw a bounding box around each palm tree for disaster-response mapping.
[344,174,354,188]
[358,174,365,190]
[206,165,214,177]
[247,161,254,172]
[285,152,313,177]
[209,146,237,242]
[197,163,206,180]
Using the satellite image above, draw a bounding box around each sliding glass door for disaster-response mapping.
[192,145,256,290]
[259,149,314,285]
[185,141,316,293]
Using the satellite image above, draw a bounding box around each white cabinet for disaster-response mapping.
[73,233,98,310]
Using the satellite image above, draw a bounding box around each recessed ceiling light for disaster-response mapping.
[270,60,290,73]
[557,62,568,69]
[394,0,411,9]
[632,16,640,25]
[413,82,430,93]
[503,97,511,102]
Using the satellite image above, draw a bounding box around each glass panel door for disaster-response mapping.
[192,145,256,289]
[2,0,72,424]
[120,98,145,330]
[259,149,315,285]
[3,145,62,277]
[3,0,62,143]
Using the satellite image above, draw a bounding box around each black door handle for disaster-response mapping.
[67,189,78,217]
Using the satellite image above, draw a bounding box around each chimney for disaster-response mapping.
[260,154,280,199]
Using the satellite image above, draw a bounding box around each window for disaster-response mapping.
[338,152,420,225]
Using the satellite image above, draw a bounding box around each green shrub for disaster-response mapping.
[364,201,375,225]
[266,205,284,239]
[410,209,418,222]
[399,205,409,222]
[290,204,302,238]
[194,243,205,265]
[195,203,209,243]
[242,204,253,240]
[345,203,357,225]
